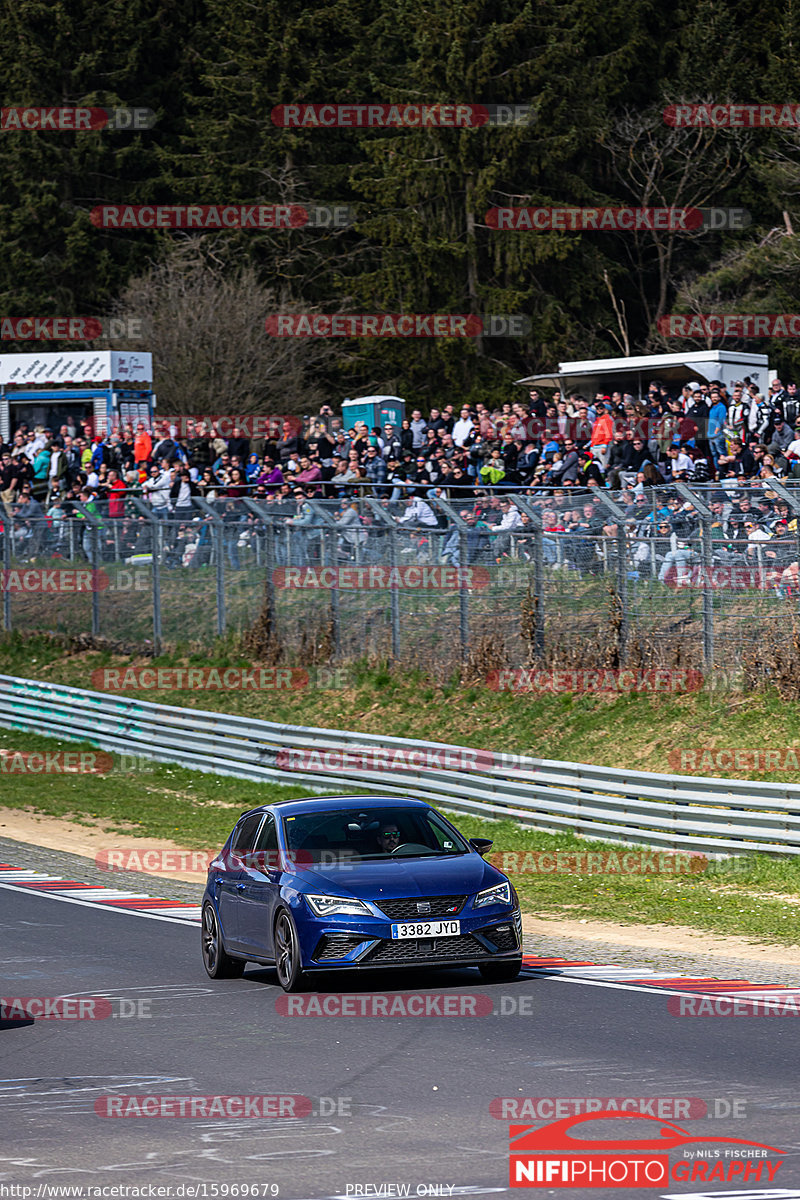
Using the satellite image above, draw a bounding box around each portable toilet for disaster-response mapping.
[341,394,406,433]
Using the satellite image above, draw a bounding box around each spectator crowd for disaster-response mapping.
[3,374,800,586]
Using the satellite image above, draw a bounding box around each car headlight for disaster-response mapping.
[304,894,372,918]
[473,881,512,908]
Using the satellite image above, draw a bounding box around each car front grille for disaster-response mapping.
[364,935,490,963]
[313,934,369,962]
[375,895,466,920]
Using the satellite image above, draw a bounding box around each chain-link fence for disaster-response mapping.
[4,481,800,676]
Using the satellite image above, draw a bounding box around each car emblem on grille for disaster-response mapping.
[416,901,431,914]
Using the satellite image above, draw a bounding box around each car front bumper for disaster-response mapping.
[300,906,523,971]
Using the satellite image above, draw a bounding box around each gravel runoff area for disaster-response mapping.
[3,835,800,987]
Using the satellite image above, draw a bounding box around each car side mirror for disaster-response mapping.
[469,837,493,856]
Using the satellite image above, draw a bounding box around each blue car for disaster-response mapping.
[201,794,522,992]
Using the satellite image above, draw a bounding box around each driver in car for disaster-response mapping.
[376,824,401,853]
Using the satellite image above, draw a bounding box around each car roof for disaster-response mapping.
[239,795,431,820]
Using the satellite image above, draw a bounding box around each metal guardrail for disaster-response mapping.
[0,672,796,858]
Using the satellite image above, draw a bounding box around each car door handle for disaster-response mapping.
[236,883,246,891]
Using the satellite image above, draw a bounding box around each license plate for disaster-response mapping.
[390,920,461,939]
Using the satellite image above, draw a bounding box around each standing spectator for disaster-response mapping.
[708,390,728,468]
[277,420,304,464]
[133,423,152,464]
[335,499,364,558]
[364,445,387,489]
[410,409,428,450]
[227,425,250,461]
[382,424,403,461]
[590,402,614,469]
[452,406,476,447]
[142,462,172,516]
[107,469,126,519]
[488,497,522,557]
[170,467,198,518]
[0,450,20,515]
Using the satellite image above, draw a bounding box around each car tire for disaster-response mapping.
[201,902,245,979]
[479,957,523,983]
[274,908,306,993]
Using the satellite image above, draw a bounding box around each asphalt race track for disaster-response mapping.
[3,870,800,1199]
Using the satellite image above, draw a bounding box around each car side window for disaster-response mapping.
[231,812,264,854]
[425,811,465,852]
[254,814,278,853]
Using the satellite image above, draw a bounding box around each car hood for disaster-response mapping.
[289,853,502,900]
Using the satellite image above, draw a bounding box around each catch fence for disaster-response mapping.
[3,481,800,676]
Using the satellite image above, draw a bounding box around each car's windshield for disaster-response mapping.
[281,806,470,861]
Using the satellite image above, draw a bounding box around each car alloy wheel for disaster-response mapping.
[201,902,245,979]
[274,909,306,992]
